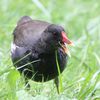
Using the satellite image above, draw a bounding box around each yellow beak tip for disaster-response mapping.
[69,42,75,47]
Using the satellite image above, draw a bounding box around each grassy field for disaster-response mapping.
[0,0,100,100]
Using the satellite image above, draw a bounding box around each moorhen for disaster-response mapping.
[11,16,73,93]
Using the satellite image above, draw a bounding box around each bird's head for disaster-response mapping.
[43,24,74,56]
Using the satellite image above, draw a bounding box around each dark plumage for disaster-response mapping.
[11,16,73,93]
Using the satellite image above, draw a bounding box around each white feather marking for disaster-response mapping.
[11,43,18,53]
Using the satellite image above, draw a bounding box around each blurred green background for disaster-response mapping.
[0,0,100,100]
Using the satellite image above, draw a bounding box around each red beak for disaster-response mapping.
[61,31,74,57]
[61,31,74,46]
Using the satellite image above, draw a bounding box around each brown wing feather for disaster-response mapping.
[13,16,50,47]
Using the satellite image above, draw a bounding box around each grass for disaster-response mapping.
[0,0,100,100]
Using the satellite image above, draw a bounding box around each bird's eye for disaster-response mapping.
[53,32,57,35]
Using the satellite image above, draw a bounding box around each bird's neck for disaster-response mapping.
[32,37,56,53]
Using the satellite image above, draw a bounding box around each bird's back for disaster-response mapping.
[13,16,50,48]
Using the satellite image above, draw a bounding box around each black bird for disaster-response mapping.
[11,16,73,93]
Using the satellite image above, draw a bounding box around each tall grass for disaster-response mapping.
[0,0,100,100]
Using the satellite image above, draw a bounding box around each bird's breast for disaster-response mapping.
[31,49,68,82]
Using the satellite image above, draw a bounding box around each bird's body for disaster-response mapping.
[11,16,73,92]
